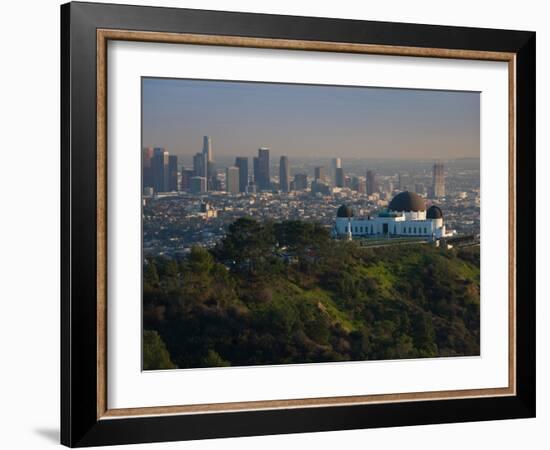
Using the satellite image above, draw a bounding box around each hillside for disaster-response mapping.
[143,218,480,370]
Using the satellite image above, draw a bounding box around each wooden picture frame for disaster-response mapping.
[61,1,535,447]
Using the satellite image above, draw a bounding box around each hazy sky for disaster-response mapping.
[142,78,480,160]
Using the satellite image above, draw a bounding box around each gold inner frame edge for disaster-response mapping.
[96,29,517,420]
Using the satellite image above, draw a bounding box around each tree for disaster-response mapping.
[411,311,437,356]
[215,217,275,272]
[203,350,230,367]
[274,221,329,251]
[143,330,177,370]
[178,247,215,306]
[143,260,159,287]
[187,246,214,273]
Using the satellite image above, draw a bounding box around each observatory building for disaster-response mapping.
[334,191,448,240]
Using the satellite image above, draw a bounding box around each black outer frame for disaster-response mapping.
[61,1,536,447]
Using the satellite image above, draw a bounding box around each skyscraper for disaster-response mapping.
[331,157,342,185]
[253,157,259,184]
[351,176,360,191]
[193,152,207,179]
[257,147,270,190]
[213,172,223,191]
[366,170,377,195]
[202,136,212,163]
[279,156,290,192]
[207,161,217,191]
[168,155,178,191]
[190,176,207,194]
[334,167,344,188]
[432,163,445,198]
[235,157,249,193]
[293,173,308,191]
[181,168,195,191]
[314,166,326,182]
[311,180,331,196]
[226,166,240,194]
[152,147,169,193]
[201,136,216,190]
[142,147,154,189]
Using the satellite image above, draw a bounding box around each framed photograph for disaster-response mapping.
[61,1,536,447]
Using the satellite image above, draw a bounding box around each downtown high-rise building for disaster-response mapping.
[257,147,270,190]
[432,163,445,198]
[357,178,367,194]
[152,147,169,193]
[181,168,195,191]
[193,151,207,179]
[202,136,212,163]
[190,176,207,194]
[312,166,330,196]
[366,170,377,195]
[311,179,331,195]
[314,166,326,182]
[235,157,249,193]
[279,156,290,192]
[142,147,154,189]
[168,155,178,191]
[293,173,308,191]
[207,161,217,190]
[334,167,344,188]
[253,157,259,184]
[331,157,342,185]
[351,176,360,191]
[226,166,240,195]
[202,136,218,191]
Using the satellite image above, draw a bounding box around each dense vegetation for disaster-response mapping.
[143,218,480,370]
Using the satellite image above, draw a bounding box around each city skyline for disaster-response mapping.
[143,137,460,199]
[142,78,480,160]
